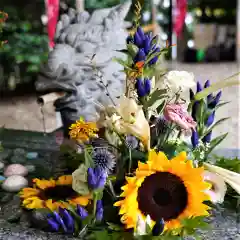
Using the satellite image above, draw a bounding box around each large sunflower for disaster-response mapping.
[20,175,91,211]
[114,150,211,231]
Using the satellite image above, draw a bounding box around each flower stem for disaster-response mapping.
[92,193,97,217]
[108,180,117,199]
[128,149,132,174]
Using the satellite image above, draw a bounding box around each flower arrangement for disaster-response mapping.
[19,2,240,239]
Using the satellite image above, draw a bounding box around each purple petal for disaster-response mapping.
[143,35,151,54]
[191,130,199,148]
[144,78,151,94]
[48,218,60,231]
[204,80,211,88]
[87,168,97,189]
[136,27,145,41]
[53,212,67,233]
[196,81,202,92]
[96,200,103,222]
[208,91,222,108]
[59,208,74,233]
[206,111,215,127]
[136,78,146,97]
[77,205,88,219]
[134,48,146,62]
[203,131,212,143]
[152,218,165,236]
[134,31,143,47]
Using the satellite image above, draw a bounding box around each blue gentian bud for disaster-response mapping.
[134,32,143,47]
[77,205,88,220]
[196,81,202,92]
[136,78,146,97]
[206,111,215,127]
[144,78,151,95]
[203,131,212,143]
[191,130,199,148]
[143,35,151,54]
[204,80,213,103]
[149,47,160,65]
[208,91,222,109]
[53,212,67,232]
[136,26,145,41]
[96,200,104,222]
[48,218,60,231]
[134,48,146,62]
[59,208,74,233]
[87,167,107,190]
[152,218,165,236]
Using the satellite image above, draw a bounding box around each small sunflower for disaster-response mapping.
[69,117,99,143]
[114,150,211,232]
[20,175,91,211]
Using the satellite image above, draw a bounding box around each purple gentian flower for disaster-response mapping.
[134,48,146,62]
[204,80,213,103]
[96,200,103,222]
[87,167,107,190]
[208,91,222,109]
[133,27,145,47]
[203,131,212,143]
[148,47,160,65]
[191,130,199,148]
[47,218,60,231]
[77,205,88,220]
[143,34,151,54]
[196,81,202,93]
[206,111,215,127]
[135,78,151,97]
[59,208,74,233]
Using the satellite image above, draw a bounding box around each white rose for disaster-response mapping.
[164,71,196,93]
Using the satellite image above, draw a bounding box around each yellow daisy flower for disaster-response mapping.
[20,175,91,211]
[114,150,211,232]
[69,117,99,143]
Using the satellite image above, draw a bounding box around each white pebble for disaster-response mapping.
[2,175,28,192]
[4,164,28,177]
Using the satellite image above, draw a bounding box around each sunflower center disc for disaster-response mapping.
[42,185,77,201]
[137,172,188,221]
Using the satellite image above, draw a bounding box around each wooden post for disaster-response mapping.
[76,0,84,12]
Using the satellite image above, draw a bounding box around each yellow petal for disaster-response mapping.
[68,195,91,206]
[56,175,72,185]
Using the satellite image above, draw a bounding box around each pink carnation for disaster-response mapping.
[163,104,197,130]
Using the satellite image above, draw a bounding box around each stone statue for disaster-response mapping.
[36,1,132,135]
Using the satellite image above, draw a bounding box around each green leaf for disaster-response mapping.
[144,89,168,109]
[84,148,94,168]
[112,57,131,69]
[107,222,123,231]
[195,100,206,130]
[156,100,167,115]
[26,64,39,72]
[202,118,230,138]
[126,43,139,57]
[207,133,228,154]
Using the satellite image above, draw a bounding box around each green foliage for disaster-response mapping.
[0,6,48,90]
[213,155,240,212]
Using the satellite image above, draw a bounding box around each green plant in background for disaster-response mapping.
[0,6,48,90]
[0,11,7,48]
[213,155,240,215]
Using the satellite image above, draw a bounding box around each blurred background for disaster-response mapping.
[0,0,239,149]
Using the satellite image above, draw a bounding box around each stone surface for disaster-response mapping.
[25,164,36,173]
[36,2,131,134]
[4,164,28,177]
[0,161,4,170]
[1,175,28,192]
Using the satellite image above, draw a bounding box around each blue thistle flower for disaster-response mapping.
[152,218,165,236]
[191,130,199,148]
[96,200,103,222]
[125,135,139,149]
[155,117,169,135]
[87,167,107,190]
[92,148,116,174]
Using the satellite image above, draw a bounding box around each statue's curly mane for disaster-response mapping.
[36,1,131,133]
